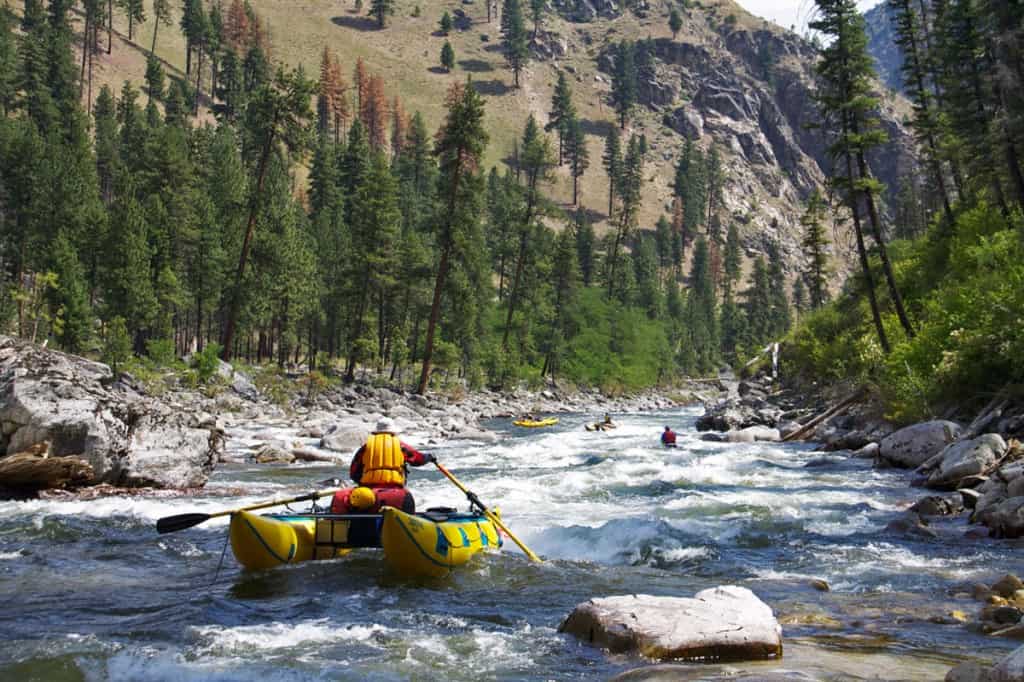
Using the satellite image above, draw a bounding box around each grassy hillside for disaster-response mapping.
[75,0,808,237]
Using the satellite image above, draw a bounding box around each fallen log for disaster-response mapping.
[0,442,93,492]
[782,387,869,443]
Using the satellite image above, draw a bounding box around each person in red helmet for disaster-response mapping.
[661,426,678,448]
[330,417,435,514]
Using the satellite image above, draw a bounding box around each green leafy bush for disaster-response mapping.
[191,343,223,384]
[145,338,176,367]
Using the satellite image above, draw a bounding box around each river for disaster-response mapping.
[1,407,1022,680]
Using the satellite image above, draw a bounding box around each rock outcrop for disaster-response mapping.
[878,420,962,468]
[559,586,782,662]
[0,337,223,491]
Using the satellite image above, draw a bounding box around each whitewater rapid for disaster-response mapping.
[1,407,1022,680]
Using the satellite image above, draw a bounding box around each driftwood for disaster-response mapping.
[782,387,868,443]
[0,442,93,491]
[962,390,1011,441]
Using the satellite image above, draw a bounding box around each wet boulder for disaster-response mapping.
[923,435,1007,490]
[909,494,964,517]
[559,586,782,662]
[319,418,372,452]
[983,497,1024,538]
[723,426,781,443]
[878,420,962,468]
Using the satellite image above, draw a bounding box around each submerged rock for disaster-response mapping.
[878,420,962,468]
[559,586,782,662]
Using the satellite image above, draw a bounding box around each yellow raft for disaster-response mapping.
[229,506,502,578]
[513,417,559,428]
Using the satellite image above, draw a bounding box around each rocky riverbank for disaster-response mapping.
[0,336,708,496]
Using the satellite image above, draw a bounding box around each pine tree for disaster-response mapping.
[573,206,595,286]
[150,0,172,55]
[547,71,575,163]
[370,0,394,28]
[610,40,637,129]
[530,0,544,37]
[93,84,119,205]
[606,134,643,298]
[440,40,455,72]
[602,127,621,216]
[390,96,407,159]
[723,222,741,297]
[222,66,314,360]
[685,237,718,372]
[103,192,157,343]
[766,241,791,337]
[811,0,908,350]
[889,0,955,233]
[564,114,589,205]
[633,236,662,318]
[501,0,528,88]
[792,278,807,316]
[669,7,682,40]
[115,0,145,42]
[800,190,830,309]
[418,81,488,394]
[144,53,165,103]
[439,10,452,34]
[49,230,92,351]
[0,5,16,114]
[741,255,772,349]
[503,114,553,349]
[360,74,389,151]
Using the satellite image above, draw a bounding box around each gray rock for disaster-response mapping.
[878,420,962,468]
[981,497,1024,538]
[991,644,1024,681]
[946,662,993,682]
[559,586,782,662]
[0,337,220,489]
[925,434,1007,490]
[319,420,370,452]
[853,442,880,459]
[909,494,964,517]
[724,425,781,443]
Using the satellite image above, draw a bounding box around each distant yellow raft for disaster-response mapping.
[228,507,501,578]
[513,417,559,428]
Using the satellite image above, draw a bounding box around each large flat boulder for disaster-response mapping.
[559,586,782,662]
[879,420,961,468]
[0,337,222,490]
[925,435,1007,490]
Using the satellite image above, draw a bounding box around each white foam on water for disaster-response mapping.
[191,619,389,655]
[0,549,24,560]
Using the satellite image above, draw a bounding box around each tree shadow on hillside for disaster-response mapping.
[576,206,609,224]
[579,118,615,138]
[482,43,504,53]
[331,15,379,32]
[427,66,449,75]
[471,79,512,96]
[458,58,493,73]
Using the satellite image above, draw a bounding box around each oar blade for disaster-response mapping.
[156,513,212,534]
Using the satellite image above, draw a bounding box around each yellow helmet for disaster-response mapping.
[349,486,377,511]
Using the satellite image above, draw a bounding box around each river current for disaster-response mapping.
[2,407,1023,680]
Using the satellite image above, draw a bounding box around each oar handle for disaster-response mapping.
[434,462,542,563]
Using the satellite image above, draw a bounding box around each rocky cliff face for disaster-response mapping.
[864,1,905,93]
[549,0,916,272]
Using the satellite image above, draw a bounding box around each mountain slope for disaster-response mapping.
[82,0,915,274]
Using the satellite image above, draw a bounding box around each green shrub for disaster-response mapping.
[191,343,223,384]
[102,317,131,375]
[145,338,176,367]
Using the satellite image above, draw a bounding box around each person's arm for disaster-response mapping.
[401,442,433,466]
[349,447,365,483]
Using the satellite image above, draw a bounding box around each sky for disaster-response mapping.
[736,0,881,33]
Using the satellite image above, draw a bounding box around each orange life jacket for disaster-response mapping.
[360,433,406,486]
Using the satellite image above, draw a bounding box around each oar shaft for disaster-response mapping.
[206,488,342,519]
[434,463,542,563]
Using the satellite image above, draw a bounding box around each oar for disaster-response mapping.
[433,461,542,563]
[155,487,343,534]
